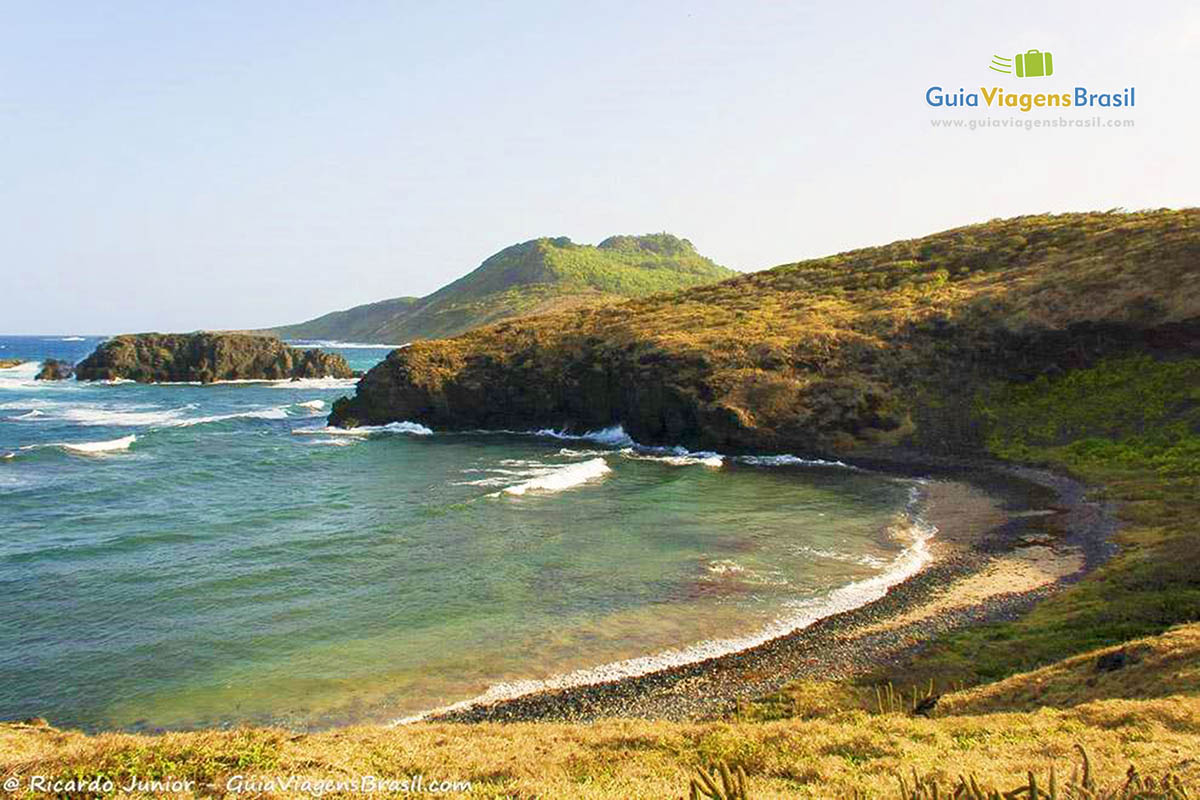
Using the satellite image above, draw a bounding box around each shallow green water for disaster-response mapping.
[0,336,927,731]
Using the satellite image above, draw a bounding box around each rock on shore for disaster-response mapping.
[327,211,1200,455]
[35,359,74,381]
[75,333,354,383]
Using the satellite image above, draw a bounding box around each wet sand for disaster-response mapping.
[424,462,1117,724]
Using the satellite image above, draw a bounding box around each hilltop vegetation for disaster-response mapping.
[265,233,735,343]
[330,209,1199,456]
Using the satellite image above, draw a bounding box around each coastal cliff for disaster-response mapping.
[76,333,354,383]
[329,210,1200,456]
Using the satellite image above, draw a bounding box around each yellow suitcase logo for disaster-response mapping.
[990,50,1054,78]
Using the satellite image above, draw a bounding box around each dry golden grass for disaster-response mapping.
[3,695,1199,798]
[940,624,1200,716]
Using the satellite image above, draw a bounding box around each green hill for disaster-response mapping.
[264,233,735,343]
[331,209,1199,455]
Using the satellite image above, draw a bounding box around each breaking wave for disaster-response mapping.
[9,435,139,458]
[291,421,434,437]
[493,457,611,496]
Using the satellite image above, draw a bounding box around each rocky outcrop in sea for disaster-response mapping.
[76,333,354,383]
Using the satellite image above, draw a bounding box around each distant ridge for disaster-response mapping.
[260,233,735,344]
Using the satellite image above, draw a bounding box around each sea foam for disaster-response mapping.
[5,409,46,421]
[392,491,936,725]
[482,425,849,471]
[620,446,723,468]
[738,453,853,469]
[291,421,434,437]
[60,406,195,427]
[21,435,139,456]
[494,457,611,496]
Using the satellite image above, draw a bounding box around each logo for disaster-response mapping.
[925,47,1134,114]
[990,50,1054,78]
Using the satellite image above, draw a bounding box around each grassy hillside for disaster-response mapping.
[7,211,1199,798]
[330,208,1200,686]
[330,210,1199,453]
[265,233,735,344]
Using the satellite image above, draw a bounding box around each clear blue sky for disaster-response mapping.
[3,1,1196,333]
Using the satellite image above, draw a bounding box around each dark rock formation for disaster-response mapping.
[35,359,74,381]
[76,333,354,383]
[328,210,1200,456]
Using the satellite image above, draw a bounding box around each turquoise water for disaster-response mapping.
[0,336,927,731]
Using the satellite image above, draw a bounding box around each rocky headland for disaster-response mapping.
[328,210,1200,460]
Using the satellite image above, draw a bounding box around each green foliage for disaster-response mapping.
[894,356,1200,687]
[979,356,1200,477]
[270,233,734,343]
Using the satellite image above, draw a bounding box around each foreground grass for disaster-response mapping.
[3,693,1198,798]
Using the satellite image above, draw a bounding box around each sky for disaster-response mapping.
[2,0,1197,334]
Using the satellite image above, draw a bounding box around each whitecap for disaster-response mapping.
[493,457,611,496]
[467,425,847,471]
[24,435,138,456]
[291,421,433,437]
[5,409,46,421]
[738,454,853,469]
[0,398,64,411]
[620,446,723,468]
[0,361,42,386]
[531,425,635,447]
[469,424,636,447]
[60,406,195,427]
[296,400,325,411]
[169,407,290,427]
[265,377,359,390]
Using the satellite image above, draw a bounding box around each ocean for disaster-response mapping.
[0,335,932,731]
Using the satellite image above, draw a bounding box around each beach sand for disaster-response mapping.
[426,464,1116,724]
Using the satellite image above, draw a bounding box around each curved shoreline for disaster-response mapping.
[423,459,1117,724]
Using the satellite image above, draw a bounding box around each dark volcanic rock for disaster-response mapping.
[34,359,74,381]
[75,333,354,383]
[328,211,1200,455]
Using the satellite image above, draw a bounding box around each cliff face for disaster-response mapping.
[329,210,1200,457]
[76,333,354,383]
